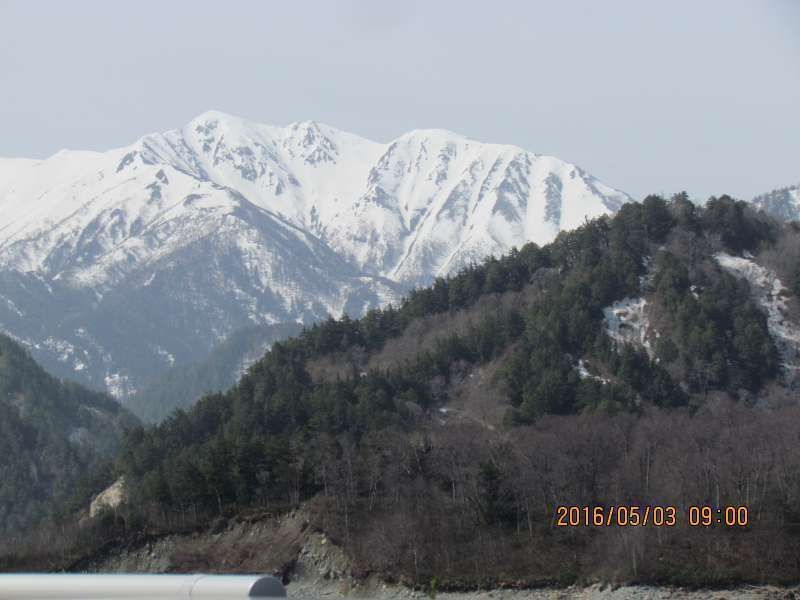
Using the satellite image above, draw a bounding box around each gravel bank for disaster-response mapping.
[286,580,800,600]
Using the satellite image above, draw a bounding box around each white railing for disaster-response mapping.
[0,574,286,599]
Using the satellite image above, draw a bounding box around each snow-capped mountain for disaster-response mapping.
[0,111,630,398]
[752,184,800,222]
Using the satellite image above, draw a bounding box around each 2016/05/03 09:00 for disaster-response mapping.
[555,505,750,527]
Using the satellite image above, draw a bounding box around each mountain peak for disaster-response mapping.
[190,109,241,125]
[185,110,252,139]
[397,127,467,143]
[287,119,322,131]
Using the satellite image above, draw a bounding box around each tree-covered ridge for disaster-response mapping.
[116,196,790,504]
[0,334,137,535]
[113,196,791,502]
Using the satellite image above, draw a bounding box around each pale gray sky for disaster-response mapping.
[0,0,797,200]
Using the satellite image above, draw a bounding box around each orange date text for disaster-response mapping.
[555,505,749,527]
[556,505,677,527]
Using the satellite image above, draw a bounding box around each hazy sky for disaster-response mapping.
[0,0,797,200]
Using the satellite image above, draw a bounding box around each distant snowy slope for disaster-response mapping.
[0,111,630,398]
[752,184,800,222]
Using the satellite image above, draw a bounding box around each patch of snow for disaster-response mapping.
[715,253,800,373]
[603,297,655,358]
[155,346,175,366]
[2,297,24,317]
[104,372,136,398]
[575,358,609,384]
[43,337,76,363]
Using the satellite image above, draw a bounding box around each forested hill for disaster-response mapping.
[118,195,799,450]
[0,335,137,535]
[14,194,800,585]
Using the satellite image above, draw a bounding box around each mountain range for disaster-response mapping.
[0,111,630,401]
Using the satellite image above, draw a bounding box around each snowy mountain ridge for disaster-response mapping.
[0,111,628,286]
[0,111,630,397]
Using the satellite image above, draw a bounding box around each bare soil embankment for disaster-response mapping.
[78,509,799,600]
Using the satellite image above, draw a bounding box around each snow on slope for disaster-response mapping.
[603,297,655,358]
[752,184,800,222]
[0,111,630,397]
[715,253,800,374]
[602,256,658,358]
[0,111,629,287]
